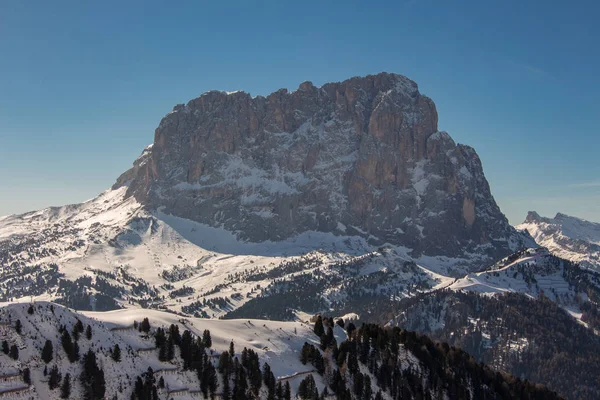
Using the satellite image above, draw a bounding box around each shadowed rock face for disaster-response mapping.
[115,72,526,260]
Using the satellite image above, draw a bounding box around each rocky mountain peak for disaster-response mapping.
[115,72,527,263]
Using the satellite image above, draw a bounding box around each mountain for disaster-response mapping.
[0,72,534,317]
[114,72,528,262]
[517,211,600,270]
[0,301,562,400]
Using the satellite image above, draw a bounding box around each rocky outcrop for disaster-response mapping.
[115,72,527,261]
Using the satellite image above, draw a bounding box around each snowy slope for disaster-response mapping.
[448,248,597,325]
[517,211,600,270]
[0,302,333,399]
[0,186,465,320]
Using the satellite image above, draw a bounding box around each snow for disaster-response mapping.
[0,302,328,399]
[517,212,600,270]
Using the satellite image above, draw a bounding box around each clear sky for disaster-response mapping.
[1,0,598,224]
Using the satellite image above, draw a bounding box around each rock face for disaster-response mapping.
[115,72,525,260]
[518,211,600,270]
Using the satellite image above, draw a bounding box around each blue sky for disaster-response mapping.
[1,0,598,224]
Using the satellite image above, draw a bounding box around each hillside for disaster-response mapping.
[0,302,561,399]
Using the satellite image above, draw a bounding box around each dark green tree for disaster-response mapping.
[42,339,53,363]
[112,344,121,362]
[202,329,212,348]
[313,316,324,337]
[81,349,106,399]
[22,368,31,385]
[140,318,150,333]
[9,344,18,360]
[48,365,62,390]
[60,373,71,399]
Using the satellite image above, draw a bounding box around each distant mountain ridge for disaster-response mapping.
[517,211,600,270]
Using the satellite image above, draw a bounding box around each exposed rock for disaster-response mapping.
[116,72,527,262]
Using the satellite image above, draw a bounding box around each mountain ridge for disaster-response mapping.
[517,211,600,270]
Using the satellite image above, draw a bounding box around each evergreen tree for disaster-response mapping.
[229,340,235,358]
[85,325,92,340]
[112,344,121,362]
[222,372,231,400]
[22,368,31,385]
[1,340,8,354]
[219,351,231,373]
[61,330,76,362]
[201,359,218,397]
[298,374,318,399]
[346,322,356,337]
[42,339,54,363]
[27,304,34,314]
[9,344,18,360]
[60,373,71,399]
[284,381,291,400]
[140,318,151,333]
[15,319,22,334]
[72,341,80,362]
[313,316,325,337]
[81,349,106,400]
[202,329,212,348]
[48,365,62,390]
[75,319,84,333]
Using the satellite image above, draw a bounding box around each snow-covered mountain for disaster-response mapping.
[115,72,530,262]
[517,211,600,270]
[0,72,538,320]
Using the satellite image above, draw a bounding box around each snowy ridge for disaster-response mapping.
[448,248,598,326]
[517,211,600,270]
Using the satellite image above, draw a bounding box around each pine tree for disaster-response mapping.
[48,365,62,390]
[140,318,150,333]
[22,368,31,385]
[284,381,291,400]
[219,351,231,373]
[60,373,71,399]
[27,304,34,314]
[42,339,53,363]
[81,349,106,399]
[313,316,324,337]
[112,344,121,362]
[202,329,212,348]
[9,344,18,360]
[72,341,80,362]
[15,319,22,334]
[222,372,231,400]
[229,340,235,357]
[2,340,8,354]
[85,325,92,340]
